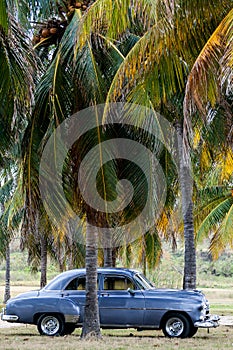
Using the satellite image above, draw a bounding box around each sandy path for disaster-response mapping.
[0,319,24,328]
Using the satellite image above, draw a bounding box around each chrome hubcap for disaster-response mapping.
[166,317,184,337]
[41,316,60,335]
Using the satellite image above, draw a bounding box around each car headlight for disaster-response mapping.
[199,301,208,320]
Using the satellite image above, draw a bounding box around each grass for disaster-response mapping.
[202,288,233,316]
[0,250,58,287]
[0,326,233,350]
[151,249,233,290]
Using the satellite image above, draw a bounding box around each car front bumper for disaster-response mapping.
[194,314,220,328]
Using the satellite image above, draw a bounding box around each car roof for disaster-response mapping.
[55,267,140,279]
[43,267,146,291]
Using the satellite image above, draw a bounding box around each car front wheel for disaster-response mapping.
[162,313,191,338]
[188,326,198,337]
[37,314,65,336]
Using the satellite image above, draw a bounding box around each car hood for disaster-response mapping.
[144,288,205,301]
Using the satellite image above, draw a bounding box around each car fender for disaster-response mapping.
[5,296,79,325]
[32,297,80,324]
[159,309,194,329]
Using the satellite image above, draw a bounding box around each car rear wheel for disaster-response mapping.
[37,314,65,336]
[162,313,191,338]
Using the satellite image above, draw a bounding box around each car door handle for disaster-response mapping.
[101,293,109,297]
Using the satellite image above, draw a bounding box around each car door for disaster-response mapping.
[98,274,145,327]
[62,275,87,322]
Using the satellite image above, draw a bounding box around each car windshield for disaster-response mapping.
[43,275,66,291]
[134,273,154,290]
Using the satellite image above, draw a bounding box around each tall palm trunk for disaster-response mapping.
[40,234,47,288]
[81,223,101,339]
[104,248,117,267]
[3,242,11,303]
[112,248,117,267]
[104,247,112,267]
[175,121,196,289]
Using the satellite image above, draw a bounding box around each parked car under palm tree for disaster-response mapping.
[1,268,219,338]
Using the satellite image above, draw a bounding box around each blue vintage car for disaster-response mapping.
[1,268,219,337]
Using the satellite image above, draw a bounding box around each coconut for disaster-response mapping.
[75,2,82,8]
[33,35,41,44]
[41,28,50,38]
[50,27,58,35]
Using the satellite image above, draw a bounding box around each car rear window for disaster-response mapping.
[43,276,65,291]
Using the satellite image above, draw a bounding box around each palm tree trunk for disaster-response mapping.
[112,248,117,267]
[40,234,47,288]
[81,222,101,339]
[3,242,11,303]
[104,247,112,267]
[175,121,196,289]
[103,228,113,267]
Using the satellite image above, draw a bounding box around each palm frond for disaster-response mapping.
[194,185,231,228]
[0,178,13,202]
[103,23,187,108]
[6,169,24,229]
[76,0,157,48]
[0,0,8,32]
[210,203,233,259]
[6,0,60,28]
[221,14,233,97]
[184,8,233,120]
[144,229,162,270]
[196,197,233,242]
[0,14,37,150]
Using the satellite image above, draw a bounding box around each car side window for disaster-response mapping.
[103,276,136,290]
[65,277,86,290]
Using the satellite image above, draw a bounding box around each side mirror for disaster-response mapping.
[127,288,135,296]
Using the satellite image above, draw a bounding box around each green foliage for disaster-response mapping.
[0,0,8,32]
[0,249,58,282]
[199,252,233,279]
